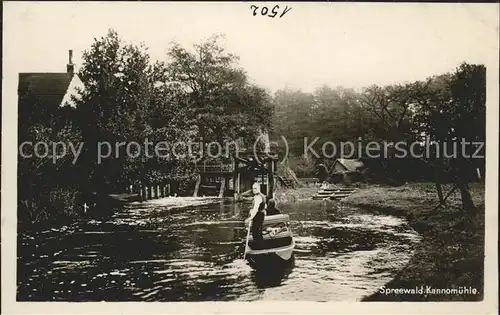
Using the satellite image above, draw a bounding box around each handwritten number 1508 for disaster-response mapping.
[250,5,292,18]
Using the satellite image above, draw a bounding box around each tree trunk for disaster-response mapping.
[454,157,475,213]
[456,177,475,213]
[435,182,445,204]
[435,157,445,204]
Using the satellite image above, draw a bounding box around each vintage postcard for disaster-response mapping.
[2,1,499,314]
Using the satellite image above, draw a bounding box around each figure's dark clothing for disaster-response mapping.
[251,212,265,247]
[251,193,266,246]
[317,164,329,183]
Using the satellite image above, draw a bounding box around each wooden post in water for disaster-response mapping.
[219,178,226,198]
[235,172,241,200]
[193,174,201,197]
[267,159,275,199]
[148,186,153,200]
[140,184,146,202]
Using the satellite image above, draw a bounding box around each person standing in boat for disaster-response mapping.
[248,182,267,246]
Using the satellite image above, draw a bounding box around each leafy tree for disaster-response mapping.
[360,83,418,143]
[271,88,316,156]
[75,29,153,192]
[270,62,485,196]
[409,63,486,212]
[165,34,273,149]
[73,31,274,192]
[18,123,83,225]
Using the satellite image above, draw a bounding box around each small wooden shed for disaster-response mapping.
[329,158,366,184]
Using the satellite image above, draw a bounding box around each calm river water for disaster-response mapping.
[17,198,421,301]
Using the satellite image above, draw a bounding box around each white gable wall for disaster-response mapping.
[59,75,85,108]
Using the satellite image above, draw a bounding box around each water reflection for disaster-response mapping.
[17,199,420,301]
[252,256,295,289]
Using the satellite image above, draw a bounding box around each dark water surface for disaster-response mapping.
[17,198,421,301]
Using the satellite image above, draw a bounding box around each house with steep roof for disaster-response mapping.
[18,50,84,127]
[331,158,365,173]
[328,158,366,184]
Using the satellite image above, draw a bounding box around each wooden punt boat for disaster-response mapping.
[244,214,295,269]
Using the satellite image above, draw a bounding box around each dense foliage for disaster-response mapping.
[18,30,486,227]
[271,64,486,211]
[18,30,273,226]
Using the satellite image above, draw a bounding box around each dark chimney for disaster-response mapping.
[67,49,74,77]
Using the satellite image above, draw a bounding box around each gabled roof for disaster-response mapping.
[19,73,72,96]
[18,73,84,108]
[335,158,364,172]
[18,73,72,107]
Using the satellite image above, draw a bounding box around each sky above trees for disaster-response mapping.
[4,2,498,93]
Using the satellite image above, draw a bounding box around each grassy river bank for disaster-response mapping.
[276,182,485,301]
